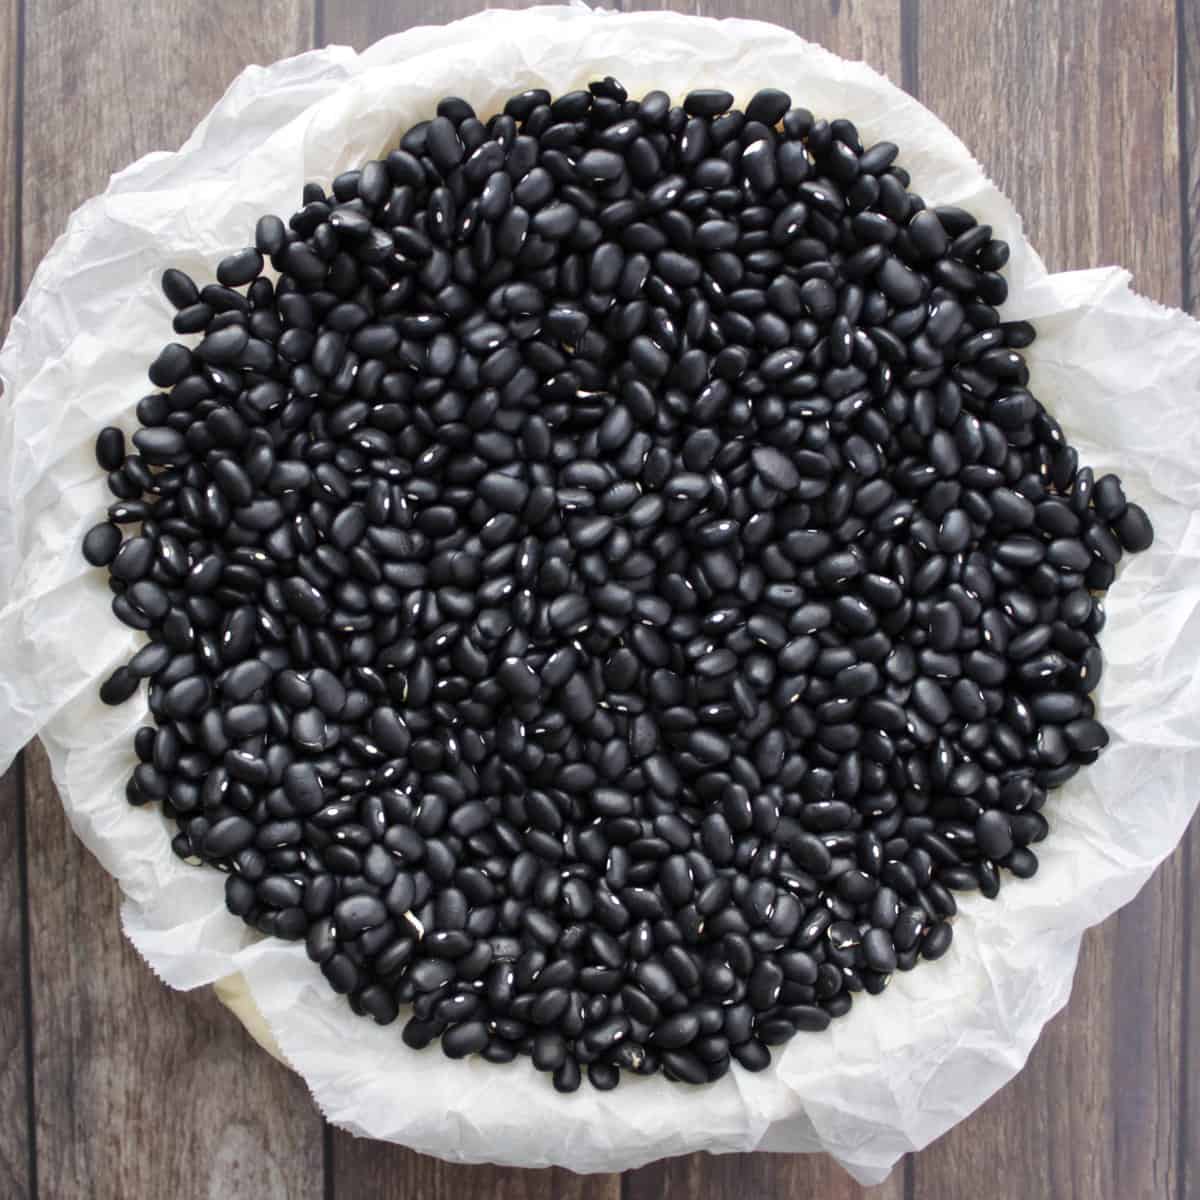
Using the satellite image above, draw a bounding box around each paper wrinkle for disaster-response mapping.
[0,4,1197,1185]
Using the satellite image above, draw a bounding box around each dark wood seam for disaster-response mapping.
[18,752,37,1200]
[1180,0,1194,313]
[900,0,919,96]
[323,1123,335,1200]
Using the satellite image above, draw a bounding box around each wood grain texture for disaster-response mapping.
[24,741,324,1200]
[0,0,29,1194]
[917,0,1181,292]
[319,0,594,51]
[1185,821,1200,1200]
[620,0,904,87]
[1183,0,1199,314]
[333,1152,624,1200]
[623,1147,904,1200]
[912,3,1186,1199]
[20,0,317,277]
[1181,7,1200,1199]
[0,0,18,339]
[0,761,31,1200]
[20,1,324,1195]
[1185,833,1200,1200]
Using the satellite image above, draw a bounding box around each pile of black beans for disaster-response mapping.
[82,78,1154,1092]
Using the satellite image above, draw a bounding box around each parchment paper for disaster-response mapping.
[1,5,1198,1185]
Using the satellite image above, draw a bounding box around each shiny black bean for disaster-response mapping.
[217,247,263,287]
[196,324,249,364]
[85,78,1148,1094]
[1114,502,1153,552]
[975,810,1014,860]
[684,89,734,117]
[442,1021,489,1059]
[83,522,123,566]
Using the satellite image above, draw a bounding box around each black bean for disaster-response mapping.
[877,256,923,305]
[479,472,529,514]
[95,426,127,472]
[334,895,387,938]
[654,1012,701,1049]
[161,268,199,309]
[196,324,249,364]
[587,1062,620,1090]
[907,209,949,259]
[854,928,893,973]
[741,140,777,192]
[99,666,139,706]
[532,1030,568,1071]
[684,89,734,117]
[1092,473,1127,520]
[744,87,791,126]
[255,215,286,256]
[217,248,263,287]
[1114,502,1153,552]
[164,676,209,718]
[552,1057,582,1092]
[129,642,172,679]
[576,148,625,182]
[976,811,1014,860]
[747,960,784,1010]
[921,923,953,960]
[84,78,1149,1094]
[751,445,800,491]
[83,522,123,567]
[203,816,256,857]
[442,1021,489,1059]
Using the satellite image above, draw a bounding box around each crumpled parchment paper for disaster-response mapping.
[1,4,1198,1186]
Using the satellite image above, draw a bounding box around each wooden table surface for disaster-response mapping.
[0,0,1196,1196]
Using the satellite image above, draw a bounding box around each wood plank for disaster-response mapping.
[0,0,18,341]
[319,0,565,53]
[20,0,317,284]
[0,761,31,1200]
[1185,824,1200,1200]
[620,0,904,89]
[917,0,1181,288]
[1180,9,1200,1199]
[0,0,30,1191]
[320,0,903,88]
[25,741,325,1199]
[323,1,906,1195]
[20,1,325,1195]
[1183,0,1199,315]
[1184,825,1200,1200]
[913,3,1186,1198]
[332,1153,623,1200]
[624,1148,903,1200]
